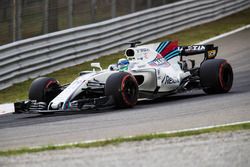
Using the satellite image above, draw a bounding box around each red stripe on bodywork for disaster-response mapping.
[160,41,178,57]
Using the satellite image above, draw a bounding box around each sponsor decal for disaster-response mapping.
[162,75,179,85]
[178,45,206,52]
[136,48,150,53]
[188,45,206,51]
[148,58,170,67]
[207,50,216,58]
[136,57,144,61]
[178,46,183,52]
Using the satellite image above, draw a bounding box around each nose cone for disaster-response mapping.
[50,102,62,110]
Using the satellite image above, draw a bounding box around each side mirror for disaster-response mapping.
[91,62,102,71]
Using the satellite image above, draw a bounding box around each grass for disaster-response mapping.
[0,8,250,104]
[0,122,249,157]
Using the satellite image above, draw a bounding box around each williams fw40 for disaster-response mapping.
[14,41,233,114]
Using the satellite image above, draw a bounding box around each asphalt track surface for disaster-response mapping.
[0,28,250,150]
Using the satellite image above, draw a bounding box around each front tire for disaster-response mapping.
[29,77,61,104]
[105,72,138,108]
[200,59,233,94]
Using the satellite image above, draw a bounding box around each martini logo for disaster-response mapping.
[188,45,206,51]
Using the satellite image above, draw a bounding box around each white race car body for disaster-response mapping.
[49,71,114,110]
[125,43,189,94]
[49,41,190,110]
[14,40,233,113]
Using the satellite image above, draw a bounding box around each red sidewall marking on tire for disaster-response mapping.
[121,75,137,106]
[219,61,230,91]
[44,80,58,100]
[45,80,57,89]
[121,75,132,106]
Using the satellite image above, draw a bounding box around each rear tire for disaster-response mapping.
[29,77,61,104]
[200,59,233,94]
[105,72,138,108]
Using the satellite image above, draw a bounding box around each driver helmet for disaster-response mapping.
[117,58,129,71]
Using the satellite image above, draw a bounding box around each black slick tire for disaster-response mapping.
[200,59,233,94]
[29,77,61,104]
[105,72,138,108]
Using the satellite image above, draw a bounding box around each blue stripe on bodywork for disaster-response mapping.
[156,42,165,52]
[165,49,180,60]
[165,53,179,60]
[156,41,169,53]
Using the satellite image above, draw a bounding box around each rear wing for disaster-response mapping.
[179,44,218,61]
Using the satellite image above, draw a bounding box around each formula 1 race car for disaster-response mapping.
[14,41,233,114]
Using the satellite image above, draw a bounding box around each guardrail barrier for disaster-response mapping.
[0,0,249,90]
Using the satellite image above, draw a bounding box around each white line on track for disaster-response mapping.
[158,120,250,135]
[198,24,250,44]
[86,120,250,143]
[1,24,250,115]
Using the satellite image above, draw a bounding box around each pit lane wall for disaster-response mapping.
[0,0,249,90]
